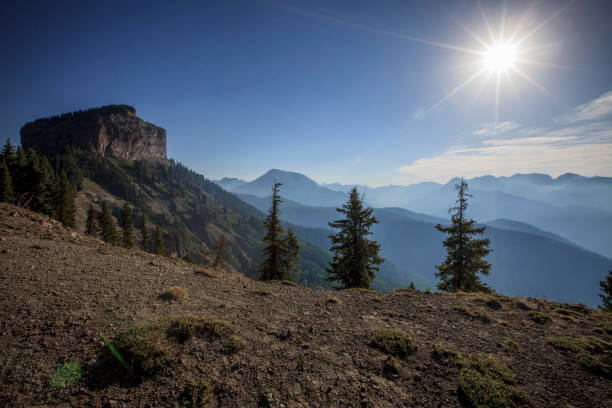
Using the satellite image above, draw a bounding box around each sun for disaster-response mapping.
[483,42,518,72]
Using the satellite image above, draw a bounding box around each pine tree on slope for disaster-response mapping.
[257,182,286,281]
[98,201,118,244]
[281,229,300,281]
[55,170,76,227]
[599,270,612,310]
[141,215,150,252]
[154,226,166,256]
[435,178,492,293]
[327,187,384,289]
[0,160,14,203]
[121,203,134,248]
[85,203,99,237]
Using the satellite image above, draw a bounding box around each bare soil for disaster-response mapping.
[0,203,610,407]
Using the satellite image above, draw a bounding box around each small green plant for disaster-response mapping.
[382,356,401,378]
[255,289,273,296]
[506,338,519,349]
[453,305,493,323]
[159,286,189,301]
[370,328,417,357]
[425,288,432,294]
[458,354,530,408]
[527,311,550,324]
[432,344,464,366]
[194,268,216,278]
[224,335,246,354]
[547,336,611,378]
[382,309,399,318]
[50,361,82,388]
[179,379,213,407]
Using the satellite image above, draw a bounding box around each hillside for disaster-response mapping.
[238,194,612,307]
[1,203,610,407]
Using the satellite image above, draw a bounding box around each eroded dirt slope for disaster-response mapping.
[0,203,610,407]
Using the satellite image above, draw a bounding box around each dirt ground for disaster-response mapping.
[0,203,610,407]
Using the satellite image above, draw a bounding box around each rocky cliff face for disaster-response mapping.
[20,105,167,160]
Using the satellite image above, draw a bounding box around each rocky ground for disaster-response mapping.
[0,203,610,407]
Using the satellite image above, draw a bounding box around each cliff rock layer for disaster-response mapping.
[20,105,167,160]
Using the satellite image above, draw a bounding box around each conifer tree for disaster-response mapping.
[98,201,118,244]
[55,170,76,227]
[154,226,166,256]
[30,156,56,216]
[120,202,134,247]
[1,139,16,168]
[141,215,150,252]
[85,203,99,237]
[327,187,384,289]
[0,160,14,203]
[212,235,229,268]
[13,146,28,195]
[435,178,492,292]
[599,270,612,310]
[257,182,286,280]
[281,229,300,281]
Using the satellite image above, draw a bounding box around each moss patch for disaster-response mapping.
[458,354,530,408]
[547,336,612,378]
[453,305,493,323]
[527,311,550,324]
[179,379,213,407]
[50,361,82,388]
[159,286,189,301]
[370,328,417,357]
[106,315,236,377]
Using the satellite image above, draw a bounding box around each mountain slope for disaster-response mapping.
[232,169,347,206]
[1,203,610,407]
[238,194,612,306]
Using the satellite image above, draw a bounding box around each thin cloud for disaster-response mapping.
[556,90,612,123]
[396,91,612,183]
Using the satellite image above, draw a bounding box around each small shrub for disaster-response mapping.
[432,344,464,366]
[372,297,382,303]
[224,335,246,354]
[159,286,188,301]
[255,289,273,296]
[180,379,213,407]
[278,280,299,287]
[458,354,530,408]
[370,328,417,357]
[194,268,216,278]
[469,293,502,310]
[506,338,519,349]
[425,288,432,294]
[106,315,236,377]
[547,336,612,378]
[453,305,493,323]
[382,356,401,378]
[327,296,341,304]
[50,361,82,388]
[527,311,550,324]
[31,244,48,250]
[382,309,399,318]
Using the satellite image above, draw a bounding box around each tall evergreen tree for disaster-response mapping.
[1,139,16,168]
[141,215,150,252]
[599,270,612,310]
[435,178,492,292]
[257,182,286,280]
[327,187,384,289]
[12,146,28,195]
[0,160,14,203]
[85,203,99,237]
[55,170,76,227]
[120,202,134,247]
[154,226,166,256]
[212,235,229,268]
[281,229,300,281]
[98,201,118,244]
[30,156,56,216]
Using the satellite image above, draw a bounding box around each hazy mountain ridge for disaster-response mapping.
[238,193,612,306]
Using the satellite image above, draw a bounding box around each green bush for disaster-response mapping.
[432,344,464,366]
[547,336,612,378]
[453,305,493,323]
[527,311,550,324]
[458,354,530,408]
[370,328,417,357]
[50,361,82,388]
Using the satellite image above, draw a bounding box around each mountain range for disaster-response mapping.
[214,170,612,306]
[216,170,612,260]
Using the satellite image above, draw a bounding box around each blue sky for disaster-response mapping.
[1,0,611,186]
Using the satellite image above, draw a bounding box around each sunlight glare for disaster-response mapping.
[483,42,518,72]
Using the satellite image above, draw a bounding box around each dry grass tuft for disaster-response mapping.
[159,286,189,301]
